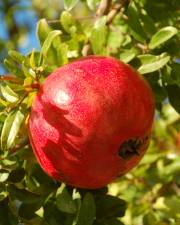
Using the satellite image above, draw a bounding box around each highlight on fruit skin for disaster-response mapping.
[28,55,155,189]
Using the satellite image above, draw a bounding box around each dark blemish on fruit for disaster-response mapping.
[119,136,149,160]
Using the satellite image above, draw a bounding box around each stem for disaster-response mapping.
[96,0,112,16]
[107,3,122,24]
[0,75,23,84]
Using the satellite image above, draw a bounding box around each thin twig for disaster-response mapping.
[96,0,112,16]
[107,3,122,24]
[0,75,23,84]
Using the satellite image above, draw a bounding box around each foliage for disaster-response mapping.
[0,0,180,225]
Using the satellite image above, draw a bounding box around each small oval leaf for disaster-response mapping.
[56,184,77,214]
[0,172,9,183]
[1,109,24,150]
[138,54,170,74]
[39,30,62,65]
[0,83,19,103]
[149,26,178,49]
[7,110,24,149]
[76,193,96,225]
[119,49,136,63]
[36,19,51,46]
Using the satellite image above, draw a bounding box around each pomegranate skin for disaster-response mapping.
[28,56,155,189]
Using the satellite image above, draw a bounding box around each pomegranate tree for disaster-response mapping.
[28,56,155,189]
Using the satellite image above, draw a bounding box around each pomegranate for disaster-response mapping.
[28,56,155,189]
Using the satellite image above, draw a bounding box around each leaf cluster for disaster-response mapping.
[0,0,180,225]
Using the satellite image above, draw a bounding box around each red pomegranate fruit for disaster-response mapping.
[28,56,155,189]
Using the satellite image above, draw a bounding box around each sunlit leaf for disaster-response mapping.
[1,109,24,150]
[36,19,51,46]
[0,84,18,103]
[40,30,62,65]
[7,110,24,149]
[0,98,8,107]
[119,49,136,63]
[60,11,77,34]
[149,26,178,49]
[107,31,124,53]
[30,48,36,69]
[0,172,9,182]
[90,16,108,55]
[138,53,170,74]
[64,0,79,11]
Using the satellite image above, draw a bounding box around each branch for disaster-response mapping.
[107,3,122,24]
[96,0,112,17]
[0,75,23,84]
[82,0,130,56]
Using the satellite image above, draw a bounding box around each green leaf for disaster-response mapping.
[164,196,180,216]
[18,202,41,220]
[25,164,56,195]
[138,53,170,74]
[7,184,43,204]
[76,193,96,225]
[0,199,18,225]
[171,63,180,87]
[7,169,25,183]
[138,54,157,64]
[140,9,156,36]
[90,17,108,55]
[143,212,158,225]
[8,50,25,64]
[107,31,124,53]
[64,0,79,11]
[0,172,9,182]
[60,11,77,34]
[30,48,36,69]
[166,84,180,114]
[36,19,51,46]
[149,26,178,49]
[127,2,146,42]
[44,201,73,225]
[0,97,8,107]
[96,195,126,219]
[56,43,68,65]
[164,159,180,176]
[119,49,136,63]
[40,30,62,65]
[56,183,77,214]
[7,110,24,149]
[0,83,19,103]
[1,109,24,150]
[0,191,8,202]
[4,59,24,78]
